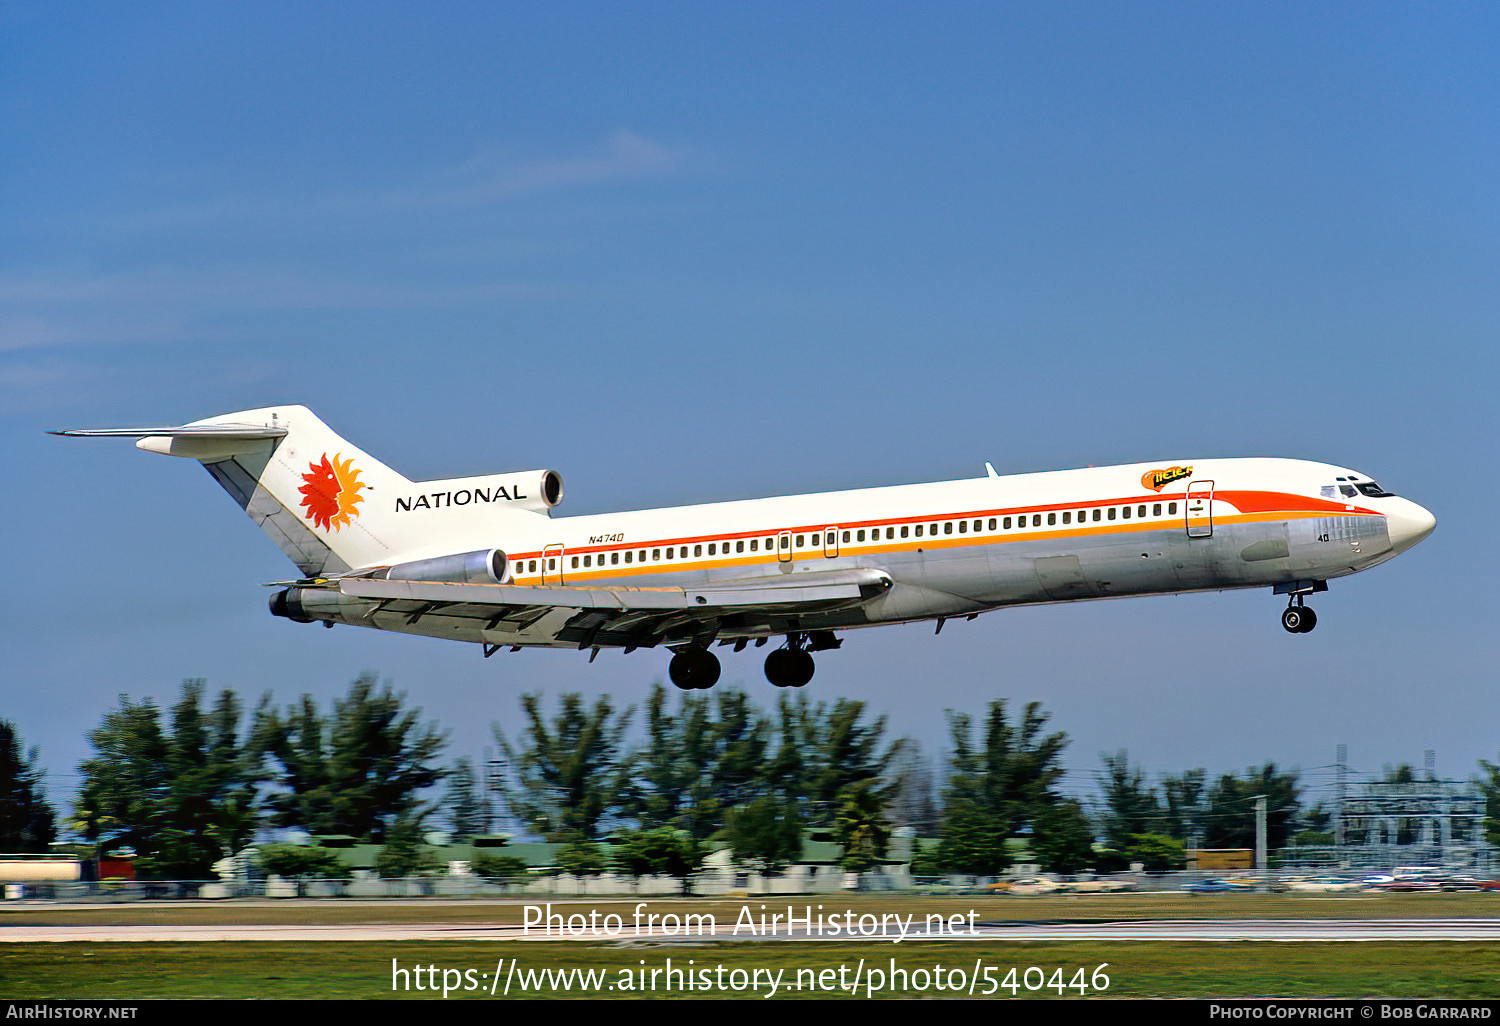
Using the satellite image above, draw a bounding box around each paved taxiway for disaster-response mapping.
[6,918,1500,943]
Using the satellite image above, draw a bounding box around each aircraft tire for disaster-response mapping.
[670,649,720,690]
[765,648,815,688]
[1281,606,1316,633]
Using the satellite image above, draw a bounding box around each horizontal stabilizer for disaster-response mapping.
[50,424,288,439]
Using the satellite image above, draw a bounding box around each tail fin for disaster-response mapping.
[57,405,408,576]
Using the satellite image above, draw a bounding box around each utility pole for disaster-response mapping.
[1254,794,1268,879]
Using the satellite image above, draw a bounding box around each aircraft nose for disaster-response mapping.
[1386,499,1436,554]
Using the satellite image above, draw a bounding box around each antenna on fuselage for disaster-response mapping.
[984,462,999,478]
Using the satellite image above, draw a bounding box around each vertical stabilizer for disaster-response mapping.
[117,405,410,576]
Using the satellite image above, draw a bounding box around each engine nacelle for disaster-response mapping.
[391,470,563,515]
[381,548,508,585]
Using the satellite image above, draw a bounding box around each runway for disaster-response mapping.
[5,918,1500,943]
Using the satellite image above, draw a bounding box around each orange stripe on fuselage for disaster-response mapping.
[506,490,1382,583]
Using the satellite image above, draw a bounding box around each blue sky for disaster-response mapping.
[4,2,1496,825]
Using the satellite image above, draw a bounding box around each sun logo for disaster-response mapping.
[298,453,365,532]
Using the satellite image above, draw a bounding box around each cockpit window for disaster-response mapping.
[1355,481,1395,498]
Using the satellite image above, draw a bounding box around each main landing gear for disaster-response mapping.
[765,631,840,688]
[668,647,721,690]
[666,631,842,690]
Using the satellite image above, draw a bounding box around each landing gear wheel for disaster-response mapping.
[1281,606,1317,633]
[764,647,815,688]
[669,648,721,689]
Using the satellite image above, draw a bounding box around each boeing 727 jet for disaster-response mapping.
[55,405,1435,690]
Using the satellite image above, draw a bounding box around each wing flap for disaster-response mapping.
[338,566,891,613]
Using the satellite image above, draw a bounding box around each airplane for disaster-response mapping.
[54,405,1436,690]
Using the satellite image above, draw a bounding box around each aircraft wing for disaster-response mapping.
[331,567,892,650]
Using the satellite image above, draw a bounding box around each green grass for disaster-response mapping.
[4,941,1500,999]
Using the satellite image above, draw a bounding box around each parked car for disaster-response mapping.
[1182,878,1239,894]
[1286,875,1364,893]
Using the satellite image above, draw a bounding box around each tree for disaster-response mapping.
[622,686,770,840]
[1123,832,1187,872]
[723,797,803,874]
[834,780,892,873]
[1030,799,1096,874]
[494,692,631,841]
[1098,750,1162,850]
[886,739,938,836]
[255,844,347,879]
[1160,769,1207,843]
[259,674,448,842]
[444,758,486,839]
[375,814,443,877]
[0,721,57,852]
[554,836,608,876]
[75,681,261,878]
[933,700,1069,874]
[1200,764,1302,850]
[1476,756,1500,847]
[772,694,901,821]
[470,852,528,881]
[609,828,704,878]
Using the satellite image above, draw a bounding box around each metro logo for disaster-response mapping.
[298,453,365,531]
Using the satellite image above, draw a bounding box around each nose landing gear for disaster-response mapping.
[1281,601,1317,633]
[1275,579,1326,634]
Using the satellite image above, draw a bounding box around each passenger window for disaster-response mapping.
[707,543,715,556]
[611,553,619,565]
[694,545,702,557]
[914,524,923,537]
[737,540,745,553]
[1153,504,1161,516]
[665,549,673,560]
[1092,510,1101,522]
[794,535,803,547]
[639,550,646,561]
[1048,512,1056,526]
[750,539,758,552]
[842,530,850,543]
[930,523,938,534]
[1062,511,1071,524]
[944,522,953,534]
[856,529,865,542]
[973,519,981,532]
[652,549,660,560]
[988,518,996,530]
[1122,506,1131,519]
[548,558,556,569]
[680,546,688,558]
[1003,516,1011,529]
[1168,503,1177,515]
[888,527,895,539]
[571,556,579,568]
[1032,514,1041,527]
[625,551,633,563]
[900,525,908,538]
[958,520,967,533]
[1108,508,1117,521]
